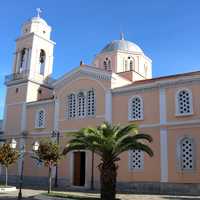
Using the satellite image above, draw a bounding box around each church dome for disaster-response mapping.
[100,35,143,54]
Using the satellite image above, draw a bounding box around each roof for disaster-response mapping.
[118,71,200,89]
[100,39,143,54]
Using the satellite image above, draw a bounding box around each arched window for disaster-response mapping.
[130,60,133,71]
[77,92,86,118]
[68,94,76,118]
[103,58,111,71]
[19,48,26,72]
[39,49,46,75]
[87,90,95,117]
[179,137,195,170]
[35,109,45,128]
[128,150,144,170]
[128,57,135,71]
[176,89,193,115]
[128,96,143,121]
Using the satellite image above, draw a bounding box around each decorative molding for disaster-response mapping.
[53,66,111,88]
[113,75,200,94]
[27,99,54,106]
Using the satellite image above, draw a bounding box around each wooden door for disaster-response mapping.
[73,152,86,186]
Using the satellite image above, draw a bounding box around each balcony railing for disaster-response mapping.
[5,70,55,85]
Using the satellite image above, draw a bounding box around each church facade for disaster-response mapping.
[1,13,200,193]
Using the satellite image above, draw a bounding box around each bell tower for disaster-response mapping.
[3,10,55,135]
[12,8,55,81]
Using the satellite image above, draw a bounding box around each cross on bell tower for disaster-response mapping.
[36,8,42,18]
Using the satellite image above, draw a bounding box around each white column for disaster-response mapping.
[160,128,168,182]
[15,52,21,73]
[159,87,168,182]
[20,103,27,132]
[105,90,112,123]
[54,98,59,130]
[160,87,167,124]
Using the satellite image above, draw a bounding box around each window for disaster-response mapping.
[77,92,86,118]
[176,89,193,115]
[179,137,194,170]
[129,57,135,71]
[68,94,76,118]
[39,49,46,75]
[20,48,26,72]
[87,90,95,116]
[128,96,143,121]
[129,150,144,170]
[103,58,111,71]
[35,109,45,128]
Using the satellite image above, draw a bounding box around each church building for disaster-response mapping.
[1,12,200,194]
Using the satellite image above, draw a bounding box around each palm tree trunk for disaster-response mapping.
[100,161,117,200]
[48,165,52,194]
[5,167,8,187]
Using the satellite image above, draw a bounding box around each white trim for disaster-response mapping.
[53,66,111,87]
[113,74,200,93]
[105,90,112,123]
[27,99,54,106]
[128,95,144,121]
[175,88,193,116]
[159,87,167,124]
[160,128,168,182]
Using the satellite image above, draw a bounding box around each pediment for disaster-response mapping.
[52,65,112,89]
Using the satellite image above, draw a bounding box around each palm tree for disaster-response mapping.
[63,122,153,200]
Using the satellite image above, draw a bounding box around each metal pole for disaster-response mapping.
[54,131,59,188]
[91,150,94,190]
[17,153,24,200]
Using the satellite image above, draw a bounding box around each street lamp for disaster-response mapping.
[33,141,39,151]
[10,139,17,149]
[51,130,60,187]
[10,139,39,200]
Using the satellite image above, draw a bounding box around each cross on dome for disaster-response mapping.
[36,8,42,18]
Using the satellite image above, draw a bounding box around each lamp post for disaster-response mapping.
[10,139,39,200]
[51,130,60,187]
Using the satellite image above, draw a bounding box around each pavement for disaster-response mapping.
[0,189,200,200]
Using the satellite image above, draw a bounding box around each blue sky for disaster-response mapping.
[0,0,200,118]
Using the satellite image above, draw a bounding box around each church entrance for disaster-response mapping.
[73,151,86,186]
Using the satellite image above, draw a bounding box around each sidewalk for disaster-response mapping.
[0,189,200,200]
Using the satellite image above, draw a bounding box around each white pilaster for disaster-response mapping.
[105,90,112,123]
[159,86,168,182]
[54,98,59,131]
[20,103,27,132]
[159,87,167,124]
[160,128,168,182]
